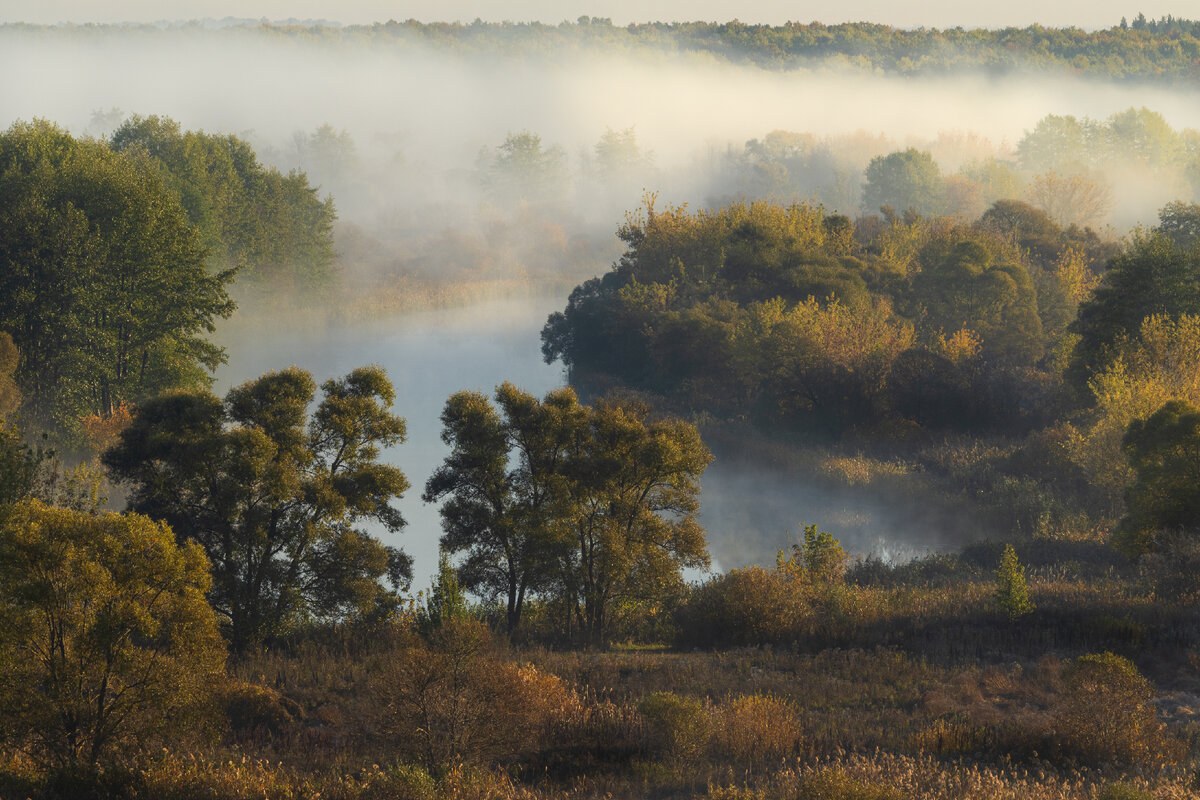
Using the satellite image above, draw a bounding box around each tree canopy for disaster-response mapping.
[427,384,711,643]
[1114,399,1200,555]
[34,19,1200,82]
[0,120,235,442]
[1070,231,1200,388]
[102,365,410,651]
[543,198,1071,437]
[110,114,337,291]
[479,131,568,207]
[0,500,224,766]
[862,149,945,217]
[424,383,583,633]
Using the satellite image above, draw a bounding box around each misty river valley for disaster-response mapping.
[214,294,996,588]
[6,9,1200,800]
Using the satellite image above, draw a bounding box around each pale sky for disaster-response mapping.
[1,0,1190,30]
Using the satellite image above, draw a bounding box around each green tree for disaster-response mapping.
[563,398,712,643]
[1070,231,1200,388]
[418,551,470,634]
[912,236,1044,367]
[0,120,235,441]
[480,131,567,205]
[995,543,1034,619]
[1157,200,1200,250]
[423,383,583,633]
[111,114,337,291]
[593,126,652,179]
[979,199,1066,264]
[1015,114,1092,172]
[1065,314,1200,506]
[1113,400,1200,555]
[290,123,359,203]
[102,366,410,651]
[778,523,847,584]
[0,500,225,767]
[1107,107,1182,168]
[862,148,945,217]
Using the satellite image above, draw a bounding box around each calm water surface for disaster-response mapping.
[214,296,990,590]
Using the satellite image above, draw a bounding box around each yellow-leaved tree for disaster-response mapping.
[0,500,225,767]
[1066,314,1200,509]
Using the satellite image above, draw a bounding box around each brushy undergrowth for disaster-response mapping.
[4,545,1199,800]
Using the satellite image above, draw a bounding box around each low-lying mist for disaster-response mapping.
[6,26,1200,235]
[212,295,994,588]
[7,23,1200,585]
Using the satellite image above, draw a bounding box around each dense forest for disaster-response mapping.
[7,15,1200,80]
[5,13,1200,800]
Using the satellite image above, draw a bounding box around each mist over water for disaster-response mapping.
[698,443,997,575]
[9,24,1197,587]
[212,296,992,588]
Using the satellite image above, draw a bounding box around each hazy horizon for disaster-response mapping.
[1,0,1191,31]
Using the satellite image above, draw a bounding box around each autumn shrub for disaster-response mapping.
[81,400,134,455]
[1054,652,1169,765]
[0,500,226,768]
[637,691,712,764]
[1066,313,1200,512]
[368,619,549,773]
[713,693,803,769]
[676,566,808,647]
[917,653,1176,766]
[511,661,586,764]
[221,681,304,741]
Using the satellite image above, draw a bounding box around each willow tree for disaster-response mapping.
[426,386,712,643]
[563,398,712,643]
[103,366,410,651]
[424,383,583,633]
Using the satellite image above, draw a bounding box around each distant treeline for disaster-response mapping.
[7,16,1200,80]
